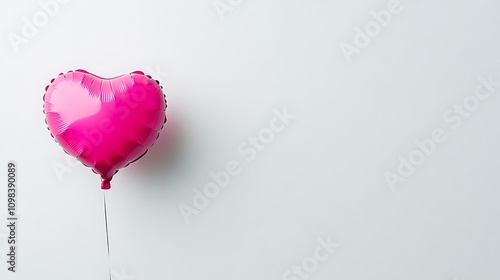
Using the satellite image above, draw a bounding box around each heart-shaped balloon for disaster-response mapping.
[43,70,167,190]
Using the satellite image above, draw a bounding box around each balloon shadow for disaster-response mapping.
[127,113,190,189]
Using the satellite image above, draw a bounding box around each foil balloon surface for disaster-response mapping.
[43,70,167,190]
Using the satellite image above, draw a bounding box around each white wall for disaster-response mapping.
[0,0,499,279]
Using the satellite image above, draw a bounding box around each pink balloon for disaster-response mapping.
[43,70,167,190]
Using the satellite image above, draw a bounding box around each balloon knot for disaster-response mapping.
[101,178,112,190]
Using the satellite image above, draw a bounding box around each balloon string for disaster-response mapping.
[103,192,111,280]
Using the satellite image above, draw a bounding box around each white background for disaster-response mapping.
[1,0,500,279]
